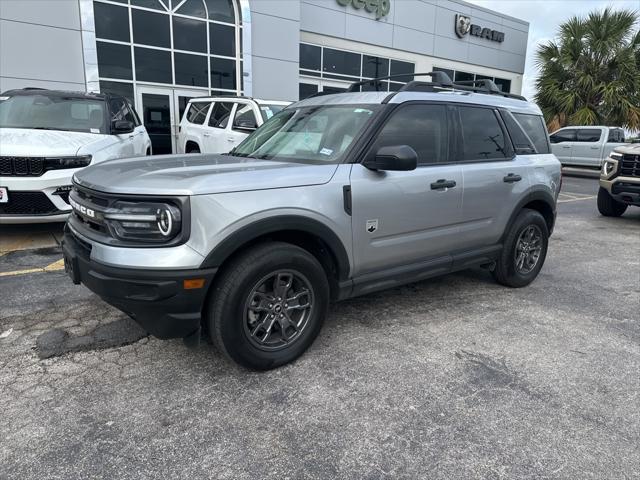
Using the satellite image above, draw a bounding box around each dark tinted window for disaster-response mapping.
[494,78,511,93]
[502,112,535,153]
[300,44,321,71]
[233,104,257,130]
[174,53,208,87]
[209,102,234,128]
[130,0,163,10]
[175,0,206,18]
[550,129,576,143]
[94,2,129,42]
[576,129,601,142]
[373,104,448,165]
[210,58,236,89]
[454,71,474,83]
[608,129,625,143]
[513,113,550,154]
[173,17,207,53]
[459,107,508,160]
[205,0,235,22]
[363,55,389,79]
[299,83,318,100]
[210,23,235,57]
[323,48,361,77]
[97,42,132,80]
[100,80,134,104]
[132,9,170,48]
[134,47,172,83]
[390,60,414,82]
[186,102,210,124]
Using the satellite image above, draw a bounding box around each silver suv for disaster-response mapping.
[61,73,561,370]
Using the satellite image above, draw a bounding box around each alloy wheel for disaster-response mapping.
[514,224,543,275]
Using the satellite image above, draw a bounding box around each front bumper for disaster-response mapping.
[600,176,640,206]
[61,230,217,340]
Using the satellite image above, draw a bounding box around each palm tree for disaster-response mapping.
[535,8,640,132]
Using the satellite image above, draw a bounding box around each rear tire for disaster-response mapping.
[493,209,549,288]
[207,242,329,370]
[597,187,627,217]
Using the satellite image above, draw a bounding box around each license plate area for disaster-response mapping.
[63,249,81,285]
[0,187,7,203]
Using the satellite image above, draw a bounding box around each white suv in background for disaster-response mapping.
[177,96,290,154]
[0,88,151,223]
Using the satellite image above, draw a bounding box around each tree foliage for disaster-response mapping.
[534,8,640,132]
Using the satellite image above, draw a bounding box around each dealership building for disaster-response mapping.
[0,0,529,153]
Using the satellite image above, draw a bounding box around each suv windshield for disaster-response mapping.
[0,94,107,134]
[232,105,380,163]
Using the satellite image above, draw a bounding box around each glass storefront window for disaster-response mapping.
[94,0,242,96]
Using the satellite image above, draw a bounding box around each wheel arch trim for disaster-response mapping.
[504,188,557,239]
[199,215,351,280]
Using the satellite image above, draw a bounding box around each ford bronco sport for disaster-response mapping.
[62,73,561,370]
[598,143,640,216]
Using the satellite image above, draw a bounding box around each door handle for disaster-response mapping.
[503,173,522,183]
[203,133,211,137]
[227,138,235,142]
[430,179,457,190]
[562,145,571,149]
[590,146,599,150]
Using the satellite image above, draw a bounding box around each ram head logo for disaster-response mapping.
[455,14,471,38]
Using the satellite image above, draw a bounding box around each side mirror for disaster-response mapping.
[363,145,418,171]
[234,119,257,132]
[112,120,134,134]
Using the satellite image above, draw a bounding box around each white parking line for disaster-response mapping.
[558,195,597,203]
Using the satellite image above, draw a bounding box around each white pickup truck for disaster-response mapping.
[550,126,627,168]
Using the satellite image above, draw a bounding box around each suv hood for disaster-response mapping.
[73,154,339,195]
[0,128,108,156]
[616,143,640,154]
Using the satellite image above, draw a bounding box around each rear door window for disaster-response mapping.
[371,104,448,165]
[576,129,602,143]
[458,106,508,161]
[550,129,576,143]
[512,113,550,154]
[208,101,234,129]
[185,102,210,124]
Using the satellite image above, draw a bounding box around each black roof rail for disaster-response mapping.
[347,71,527,101]
[347,71,454,92]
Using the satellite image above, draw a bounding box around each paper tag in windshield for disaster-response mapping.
[319,148,333,156]
[260,107,274,119]
[0,96,9,101]
[354,108,372,114]
[90,128,100,133]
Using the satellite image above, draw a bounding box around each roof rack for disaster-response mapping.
[347,71,526,101]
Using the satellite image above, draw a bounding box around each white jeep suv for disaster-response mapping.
[177,96,290,154]
[0,88,151,224]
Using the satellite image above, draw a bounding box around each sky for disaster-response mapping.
[465,0,640,99]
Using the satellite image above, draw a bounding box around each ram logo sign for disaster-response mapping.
[455,13,505,43]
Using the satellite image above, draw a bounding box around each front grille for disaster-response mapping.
[0,157,46,176]
[69,185,110,235]
[620,154,640,178]
[0,191,59,215]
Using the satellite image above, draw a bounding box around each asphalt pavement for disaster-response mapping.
[0,175,638,479]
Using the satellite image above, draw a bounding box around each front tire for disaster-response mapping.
[597,187,627,217]
[493,209,549,288]
[207,242,329,370]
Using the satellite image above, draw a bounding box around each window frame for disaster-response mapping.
[575,128,602,143]
[231,102,259,132]
[550,129,577,144]
[185,100,212,125]
[359,101,455,167]
[208,100,236,129]
[509,112,551,154]
[453,104,515,163]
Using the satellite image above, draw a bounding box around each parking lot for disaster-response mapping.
[0,174,638,479]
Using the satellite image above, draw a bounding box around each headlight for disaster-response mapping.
[103,200,182,243]
[609,152,623,161]
[602,159,617,176]
[44,155,92,170]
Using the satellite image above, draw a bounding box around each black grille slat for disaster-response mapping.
[0,156,46,177]
[0,191,59,215]
[620,154,640,178]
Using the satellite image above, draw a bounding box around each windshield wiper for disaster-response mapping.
[32,127,72,131]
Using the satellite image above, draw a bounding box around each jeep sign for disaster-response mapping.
[455,14,505,43]
[336,0,390,20]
